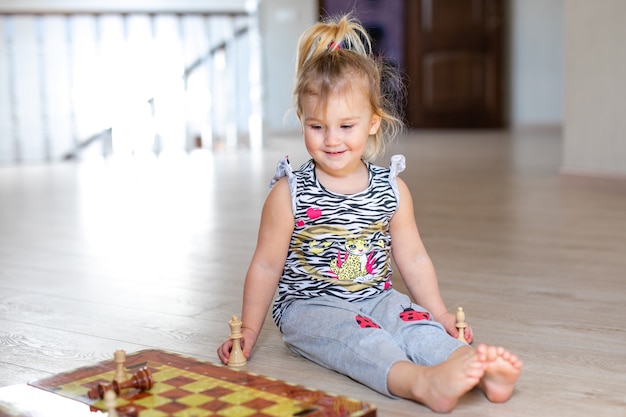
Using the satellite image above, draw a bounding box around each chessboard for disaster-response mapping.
[28,349,377,417]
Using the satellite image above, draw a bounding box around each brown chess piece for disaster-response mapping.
[88,367,154,400]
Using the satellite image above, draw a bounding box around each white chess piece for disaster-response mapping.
[227,315,247,367]
[104,390,118,417]
[114,350,128,383]
[455,307,468,343]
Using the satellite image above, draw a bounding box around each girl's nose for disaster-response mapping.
[324,128,340,146]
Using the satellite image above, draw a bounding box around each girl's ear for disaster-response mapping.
[369,113,382,135]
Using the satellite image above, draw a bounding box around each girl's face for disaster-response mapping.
[299,85,381,179]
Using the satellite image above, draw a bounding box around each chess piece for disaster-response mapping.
[455,306,468,343]
[88,367,154,400]
[104,390,138,417]
[227,315,247,367]
[114,350,128,383]
[104,390,118,417]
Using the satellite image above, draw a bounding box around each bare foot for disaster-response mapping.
[389,346,486,413]
[477,344,523,403]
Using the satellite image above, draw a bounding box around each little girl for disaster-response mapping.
[218,15,522,413]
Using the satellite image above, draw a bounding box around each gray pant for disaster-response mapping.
[280,289,466,397]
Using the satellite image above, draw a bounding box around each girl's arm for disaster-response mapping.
[389,178,473,343]
[217,178,294,364]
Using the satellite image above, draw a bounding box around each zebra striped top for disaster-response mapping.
[270,155,406,328]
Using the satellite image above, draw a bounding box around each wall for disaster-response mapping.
[258,0,316,133]
[509,0,564,127]
[562,0,626,177]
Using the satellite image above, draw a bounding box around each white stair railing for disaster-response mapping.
[0,8,261,163]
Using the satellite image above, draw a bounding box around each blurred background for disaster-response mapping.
[0,0,623,180]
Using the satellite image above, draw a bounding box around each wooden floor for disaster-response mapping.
[1,128,625,416]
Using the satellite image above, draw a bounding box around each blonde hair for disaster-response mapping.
[294,14,404,160]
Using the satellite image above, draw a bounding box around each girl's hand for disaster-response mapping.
[436,311,474,344]
[216,327,258,365]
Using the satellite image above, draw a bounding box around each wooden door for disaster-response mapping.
[404,0,506,128]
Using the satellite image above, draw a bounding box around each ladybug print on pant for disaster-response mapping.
[355,314,381,329]
[399,305,431,322]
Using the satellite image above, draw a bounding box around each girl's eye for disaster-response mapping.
[310,124,323,130]
[341,124,353,129]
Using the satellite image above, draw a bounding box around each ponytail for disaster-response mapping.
[296,15,371,75]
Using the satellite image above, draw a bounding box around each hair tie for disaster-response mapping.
[327,41,341,51]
